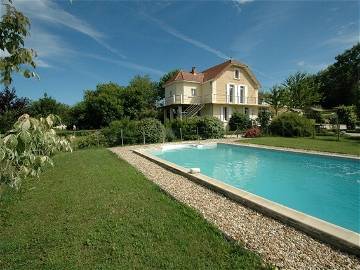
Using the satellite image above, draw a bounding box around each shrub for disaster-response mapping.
[257,110,271,133]
[138,118,165,144]
[165,127,176,142]
[76,132,107,149]
[197,116,224,139]
[305,109,325,124]
[166,116,224,140]
[102,119,139,146]
[244,127,261,138]
[0,114,72,189]
[102,118,165,146]
[270,112,314,137]
[228,112,251,131]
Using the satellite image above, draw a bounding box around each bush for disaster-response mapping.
[336,105,357,130]
[102,119,139,146]
[165,127,176,142]
[257,110,271,133]
[0,114,72,188]
[270,112,314,137]
[102,118,165,146]
[197,116,224,139]
[76,132,107,149]
[166,116,224,140]
[244,127,261,138]
[228,112,251,131]
[138,118,165,144]
[305,109,325,124]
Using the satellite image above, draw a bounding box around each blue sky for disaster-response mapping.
[4,0,360,105]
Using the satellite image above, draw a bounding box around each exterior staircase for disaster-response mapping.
[182,104,205,118]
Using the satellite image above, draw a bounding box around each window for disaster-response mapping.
[170,90,173,97]
[191,88,196,96]
[229,84,235,103]
[239,86,245,103]
[244,107,249,115]
[234,69,240,79]
[223,107,228,121]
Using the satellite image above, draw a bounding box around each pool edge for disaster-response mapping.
[133,145,360,257]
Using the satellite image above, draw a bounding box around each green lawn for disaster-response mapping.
[239,136,360,156]
[0,149,269,269]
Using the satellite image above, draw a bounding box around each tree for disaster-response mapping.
[82,82,124,129]
[156,70,179,100]
[0,1,37,86]
[28,93,70,124]
[0,87,29,133]
[264,85,288,116]
[282,72,321,110]
[257,110,271,133]
[121,75,158,119]
[317,43,360,116]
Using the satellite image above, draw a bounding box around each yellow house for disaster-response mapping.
[162,59,268,125]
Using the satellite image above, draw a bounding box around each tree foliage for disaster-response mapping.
[264,85,288,116]
[0,114,72,188]
[0,1,37,86]
[28,93,70,124]
[282,72,321,110]
[317,43,360,115]
[121,75,158,119]
[0,87,29,133]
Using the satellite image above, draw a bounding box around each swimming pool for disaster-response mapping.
[152,143,360,233]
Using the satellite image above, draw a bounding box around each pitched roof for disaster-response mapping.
[164,59,260,88]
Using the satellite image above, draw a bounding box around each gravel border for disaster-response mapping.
[110,142,360,270]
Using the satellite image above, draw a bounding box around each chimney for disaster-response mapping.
[191,66,196,74]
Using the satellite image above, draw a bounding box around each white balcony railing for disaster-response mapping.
[157,93,259,107]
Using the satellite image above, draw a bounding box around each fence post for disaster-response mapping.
[121,129,124,147]
[180,127,183,141]
[143,131,146,145]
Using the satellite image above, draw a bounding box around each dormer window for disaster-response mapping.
[234,69,240,79]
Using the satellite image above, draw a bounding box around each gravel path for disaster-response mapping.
[110,143,360,270]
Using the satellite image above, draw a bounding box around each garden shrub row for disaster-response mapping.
[165,116,224,140]
[269,112,314,137]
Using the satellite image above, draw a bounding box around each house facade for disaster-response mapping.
[161,59,268,125]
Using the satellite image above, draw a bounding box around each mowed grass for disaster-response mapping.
[0,149,269,269]
[239,135,360,156]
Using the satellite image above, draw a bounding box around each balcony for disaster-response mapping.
[157,93,259,107]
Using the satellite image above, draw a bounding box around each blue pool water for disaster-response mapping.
[152,144,360,233]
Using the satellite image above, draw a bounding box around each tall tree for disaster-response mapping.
[282,72,321,109]
[82,82,124,129]
[0,1,37,86]
[317,43,360,115]
[264,85,288,116]
[121,75,158,119]
[0,87,29,133]
[28,93,70,124]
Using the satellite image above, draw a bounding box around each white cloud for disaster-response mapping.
[322,33,359,47]
[143,14,229,60]
[231,0,255,13]
[13,0,126,58]
[80,53,165,76]
[297,61,305,67]
[296,60,328,72]
[36,59,52,68]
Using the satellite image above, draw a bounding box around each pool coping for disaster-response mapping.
[133,143,360,257]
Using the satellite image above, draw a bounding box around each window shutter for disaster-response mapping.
[226,84,229,103]
[228,106,232,120]
[244,86,248,104]
[236,85,240,104]
[220,106,224,121]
